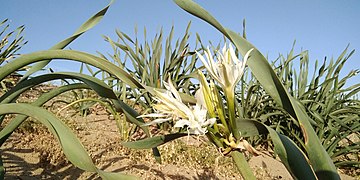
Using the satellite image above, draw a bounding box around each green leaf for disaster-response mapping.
[98,170,138,180]
[237,120,317,179]
[121,133,188,149]
[0,103,136,178]
[0,71,160,163]
[22,0,114,79]
[0,72,146,132]
[0,50,142,88]
[236,118,268,137]
[0,83,90,145]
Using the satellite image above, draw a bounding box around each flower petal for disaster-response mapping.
[174,119,190,128]
[144,117,172,126]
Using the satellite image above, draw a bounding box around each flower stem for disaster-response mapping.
[225,88,240,139]
[206,129,223,148]
[230,151,255,180]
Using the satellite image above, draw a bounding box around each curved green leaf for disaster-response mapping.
[236,118,268,137]
[0,50,142,88]
[173,0,339,178]
[0,72,146,130]
[121,133,188,149]
[22,0,114,79]
[236,120,317,179]
[0,83,90,146]
[0,103,135,179]
[98,170,138,180]
[0,71,160,162]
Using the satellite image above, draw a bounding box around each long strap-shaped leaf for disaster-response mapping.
[0,50,195,104]
[0,103,136,180]
[121,133,188,149]
[0,83,89,146]
[173,0,339,179]
[0,71,160,161]
[0,50,142,88]
[0,72,146,130]
[22,0,114,79]
[237,119,318,179]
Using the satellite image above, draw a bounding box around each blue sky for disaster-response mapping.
[2,0,359,86]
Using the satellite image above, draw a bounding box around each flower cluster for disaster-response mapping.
[196,44,253,91]
[139,78,216,135]
[141,44,253,138]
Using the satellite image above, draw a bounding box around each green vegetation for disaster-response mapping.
[0,19,27,91]
[240,44,359,170]
[0,0,358,179]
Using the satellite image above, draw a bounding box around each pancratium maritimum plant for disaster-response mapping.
[197,45,253,140]
[195,45,259,178]
[138,44,260,179]
[124,1,342,179]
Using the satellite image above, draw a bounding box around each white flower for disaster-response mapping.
[139,78,216,135]
[174,103,216,135]
[196,44,253,90]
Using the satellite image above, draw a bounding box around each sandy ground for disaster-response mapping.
[1,111,356,180]
[0,87,357,179]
